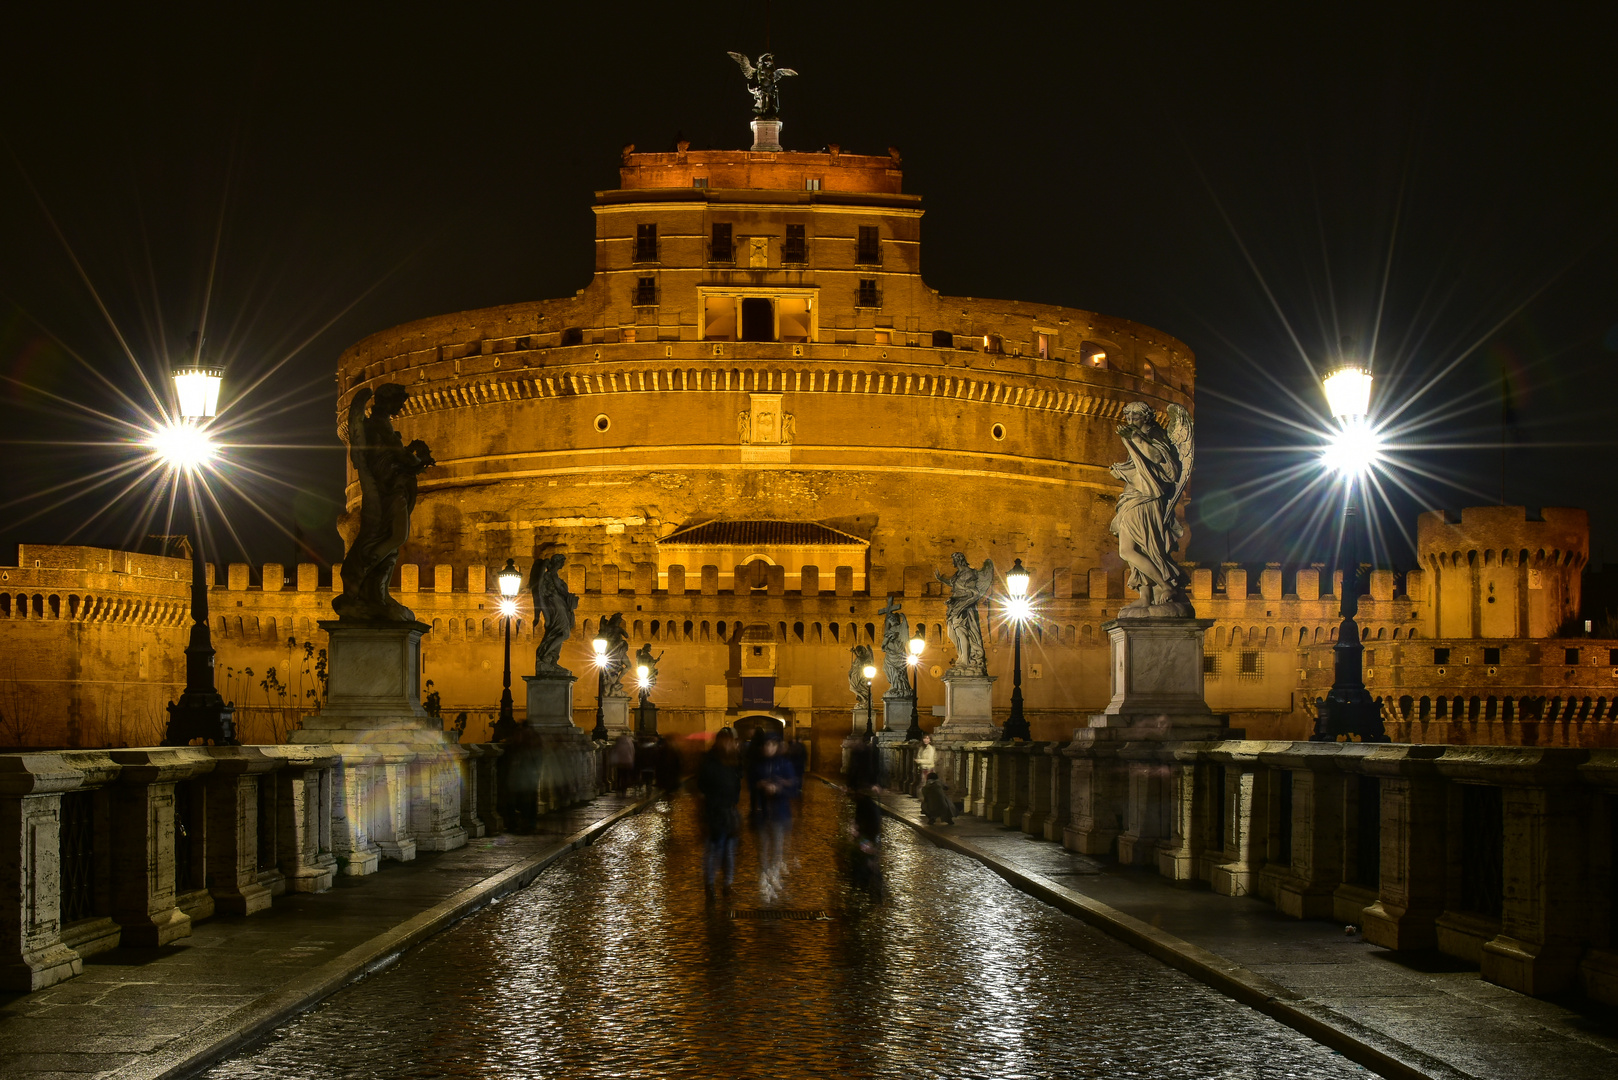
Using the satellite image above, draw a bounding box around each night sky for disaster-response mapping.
[3,5,1615,577]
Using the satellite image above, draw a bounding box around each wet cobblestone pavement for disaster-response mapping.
[203,782,1369,1079]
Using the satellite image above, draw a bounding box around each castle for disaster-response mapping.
[4,140,1613,756]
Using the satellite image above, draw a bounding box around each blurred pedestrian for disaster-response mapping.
[655,734,682,796]
[787,735,809,797]
[609,732,635,793]
[850,787,884,900]
[698,729,743,898]
[750,735,795,900]
[844,731,885,794]
[920,771,955,825]
[636,733,660,792]
[913,733,938,796]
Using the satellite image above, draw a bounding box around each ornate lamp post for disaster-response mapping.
[1001,557,1032,741]
[862,662,877,737]
[492,559,523,740]
[591,635,609,741]
[1312,364,1390,743]
[158,340,235,747]
[905,632,926,740]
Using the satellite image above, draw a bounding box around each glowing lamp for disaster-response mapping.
[592,637,608,660]
[497,598,517,618]
[862,663,877,681]
[1006,558,1030,599]
[148,421,217,472]
[497,558,522,597]
[908,635,925,661]
[1322,365,1373,423]
[171,366,223,420]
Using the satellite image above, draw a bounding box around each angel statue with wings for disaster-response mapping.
[529,553,578,674]
[1109,401,1195,616]
[936,552,995,676]
[848,643,875,709]
[332,383,435,623]
[727,51,797,118]
[877,596,913,699]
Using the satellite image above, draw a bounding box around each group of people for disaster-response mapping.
[696,727,809,900]
[607,732,682,798]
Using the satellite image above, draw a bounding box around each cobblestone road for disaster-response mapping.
[204,783,1369,1079]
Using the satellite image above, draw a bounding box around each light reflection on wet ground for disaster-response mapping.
[204,782,1367,1079]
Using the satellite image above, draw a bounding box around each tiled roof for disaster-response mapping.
[658,520,869,548]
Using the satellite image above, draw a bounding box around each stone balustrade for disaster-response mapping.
[880,736,1618,1008]
[0,736,600,993]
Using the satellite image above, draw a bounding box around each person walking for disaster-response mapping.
[913,733,938,797]
[608,733,635,794]
[697,729,743,898]
[750,735,795,900]
[920,770,955,825]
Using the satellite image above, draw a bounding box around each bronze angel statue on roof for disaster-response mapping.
[1109,402,1195,617]
[727,51,797,118]
[332,383,435,623]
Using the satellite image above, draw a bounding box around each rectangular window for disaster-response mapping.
[805,177,821,191]
[1239,650,1261,676]
[692,177,708,189]
[1565,647,1581,665]
[634,277,657,305]
[1202,654,1219,675]
[856,278,879,307]
[857,225,880,263]
[874,331,890,345]
[783,224,806,263]
[711,223,732,262]
[1036,333,1049,360]
[1433,647,1450,665]
[1483,647,1501,665]
[1609,647,1618,666]
[635,223,657,262]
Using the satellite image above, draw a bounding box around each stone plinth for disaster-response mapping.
[309,620,433,730]
[750,118,783,152]
[293,620,467,863]
[935,672,999,739]
[600,696,631,735]
[525,671,579,732]
[1073,617,1228,745]
[877,694,915,743]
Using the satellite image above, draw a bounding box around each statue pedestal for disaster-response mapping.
[295,620,467,865]
[636,700,659,736]
[935,671,1000,739]
[524,671,578,732]
[750,118,783,152]
[851,706,875,737]
[877,694,916,743]
[600,696,631,736]
[1073,616,1228,745]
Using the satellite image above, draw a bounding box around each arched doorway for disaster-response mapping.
[734,713,785,743]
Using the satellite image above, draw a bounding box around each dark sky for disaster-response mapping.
[3,4,1615,573]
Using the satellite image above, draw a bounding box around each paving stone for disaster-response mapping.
[200,786,1368,1080]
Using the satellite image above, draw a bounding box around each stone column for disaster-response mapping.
[1262,744,1355,919]
[1208,745,1266,897]
[1155,747,1206,881]
[458,744,487,839]
[262,745,339,891]
[1063,744,1126,856]
[202,747,283,916]
[474,743,505,835]
[0,752,121,991]
[107,748,217,948]
[1021,746,1054,836]
[1041,743,1073,843]
[1117,748,1174,867]
[1361,745,1448,951]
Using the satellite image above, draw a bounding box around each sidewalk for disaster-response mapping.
[0,791,658,1080]
[877,791,1618,1080]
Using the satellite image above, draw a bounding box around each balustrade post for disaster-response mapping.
[475,743,505,834]
[1208,745,1267,897]
[1360,745,1447,950]
[202,746,283,916]
[1064,744,1126,856]
[107,748,217,947]
[261,745,339,891]
[1021,745,1053,835]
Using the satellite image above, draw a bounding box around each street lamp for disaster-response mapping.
[492,559,523,741]
[1312,363,1390,743]
[905,632,926,740]
[862,662,877,737]
[157,336,235,746]
[635,662,655,735]
[1001,557,1032,741]
[590,635,610,741]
